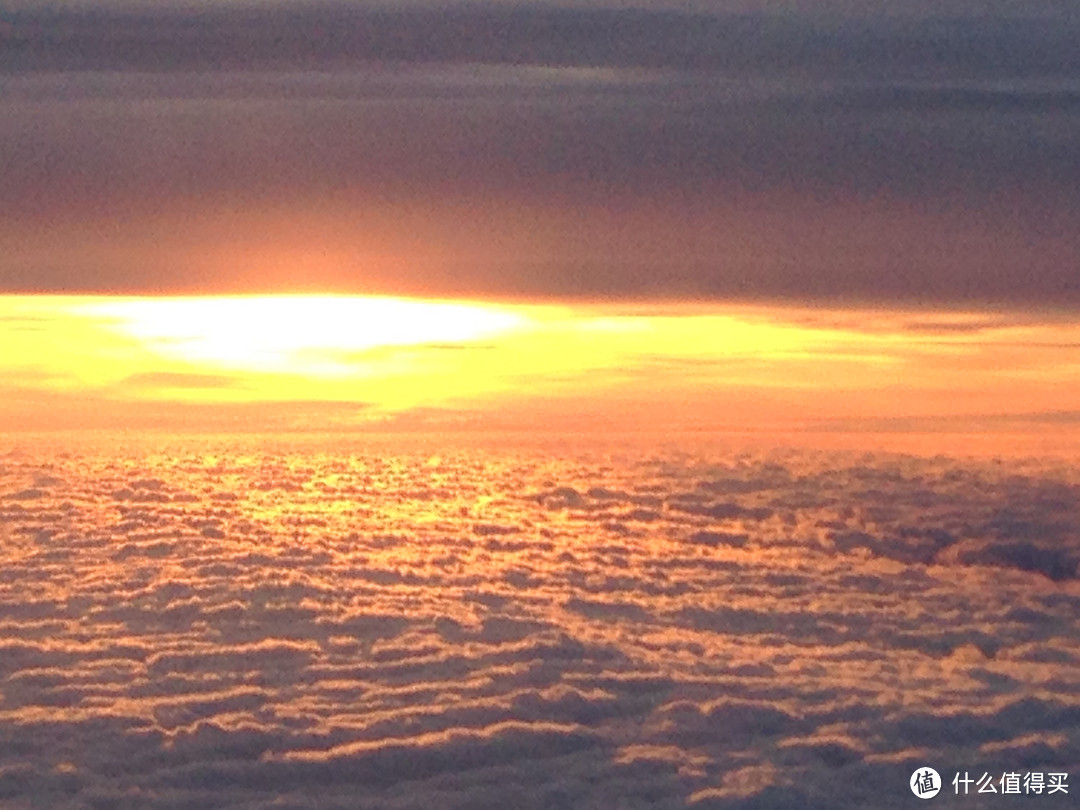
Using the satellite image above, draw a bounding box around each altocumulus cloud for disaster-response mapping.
[0,434,1077,807]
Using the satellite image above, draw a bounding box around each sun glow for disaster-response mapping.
[80,296,527,376]
[1,294,1078,437]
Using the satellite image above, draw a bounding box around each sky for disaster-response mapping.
[4,10,1080,810]
[2,12,1080,802]
[1,0,1078,433]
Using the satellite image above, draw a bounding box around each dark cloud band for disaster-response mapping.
[2,5,1079,303]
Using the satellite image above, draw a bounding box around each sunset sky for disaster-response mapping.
[2,0,1078,438]
[3,7,1080,809]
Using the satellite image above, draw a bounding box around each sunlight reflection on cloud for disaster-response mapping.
[0,434,1077,807]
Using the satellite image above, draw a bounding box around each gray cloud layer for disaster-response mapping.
[2,4,1079,302]
[6,6,1080,76]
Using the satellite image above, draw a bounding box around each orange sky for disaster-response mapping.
[2,294,1077,447]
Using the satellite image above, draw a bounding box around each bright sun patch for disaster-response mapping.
[80,296,528,376]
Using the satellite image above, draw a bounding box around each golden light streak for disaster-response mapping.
[0,295,1077,437]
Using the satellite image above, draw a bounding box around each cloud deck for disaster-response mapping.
[0,435,1077,807]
